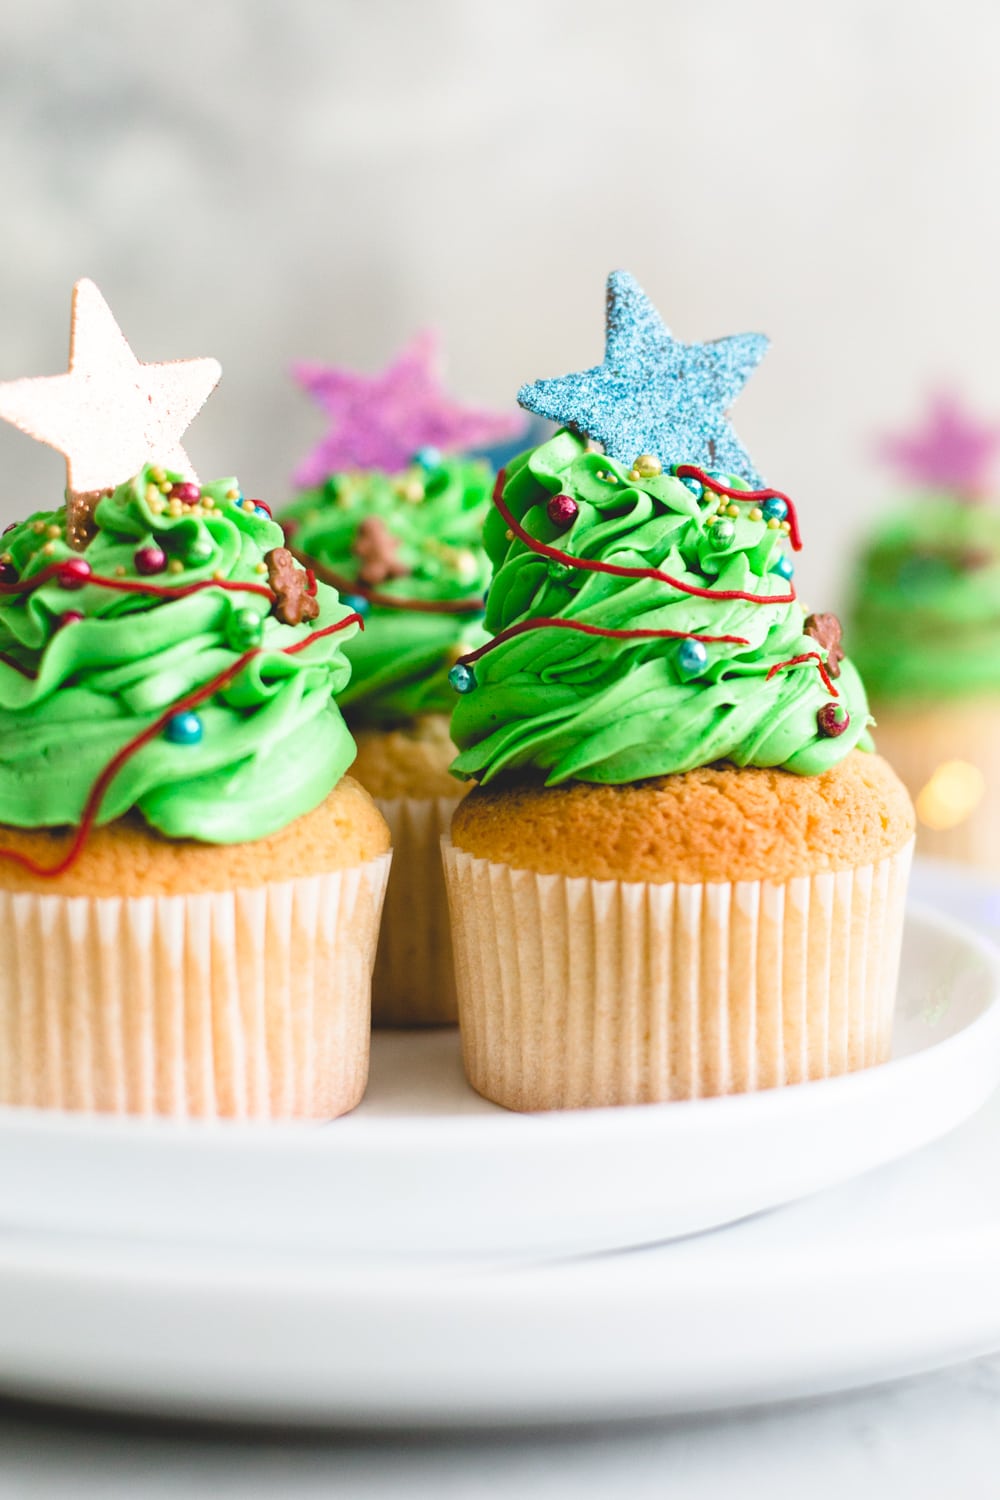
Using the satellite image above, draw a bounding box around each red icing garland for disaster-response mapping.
[765,651,838,697]
[0,613,363,880]
[294,550,485,616]
[0,561,274,604]
[458,615,750,667]
[674,466,802,552]
[491,472,797,607]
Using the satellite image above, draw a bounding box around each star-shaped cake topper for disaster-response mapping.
[517,270,769,485]
[291,329,525,488]
[877,392,1000,500]
[0,278,221,546]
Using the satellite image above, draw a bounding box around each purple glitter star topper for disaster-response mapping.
[518,270,769,485]
[291,330,525,487]
[878,393,1000,500]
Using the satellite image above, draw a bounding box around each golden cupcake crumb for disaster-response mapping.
[451,751,914,884]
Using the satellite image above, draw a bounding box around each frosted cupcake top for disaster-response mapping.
[0,466,359,857]
[449,271,873,785]
[850,395,1000,702]
[279,450,491,726]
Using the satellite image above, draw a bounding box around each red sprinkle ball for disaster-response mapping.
[546,493,579,530]
[171,482,202,505]
[134,545,167,576]
[56,559,92,590]
[817,702,850,738]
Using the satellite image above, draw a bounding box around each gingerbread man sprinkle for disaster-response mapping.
[265,546,320,625]
[352,516,408,587]
[803,612,844,679]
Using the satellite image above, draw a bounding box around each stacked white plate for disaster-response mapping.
[0,860,998,1427]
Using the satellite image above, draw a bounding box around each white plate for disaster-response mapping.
[0,870,998,1427]
[0,906,995,1261]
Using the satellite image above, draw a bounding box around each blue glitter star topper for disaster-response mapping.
[517,270,769,485]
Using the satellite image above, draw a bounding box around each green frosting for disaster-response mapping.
[451,431,873,785]
[849,495,1000,702]
[0,467,359,843]
[279,456,490,726]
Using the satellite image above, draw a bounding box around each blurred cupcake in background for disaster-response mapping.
[281,331,525,1025]
[849,394,1000,870]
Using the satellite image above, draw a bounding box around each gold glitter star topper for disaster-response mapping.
[0,279,221,548]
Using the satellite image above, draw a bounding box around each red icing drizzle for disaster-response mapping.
[0,562,273,605]
[0,613,363,880]
[294,551,484,617]
[491,472,797,607]
[765,651,838,697]
[459,615,749,667]
[674,466,802,551]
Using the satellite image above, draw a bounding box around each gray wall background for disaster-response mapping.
[1,0,997,608]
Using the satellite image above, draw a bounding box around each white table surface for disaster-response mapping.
[2,857,999,1495]
[0,1357,997,1500]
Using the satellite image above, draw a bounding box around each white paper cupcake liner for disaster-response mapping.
[870,704,1000,871]
[442,837,914,1111]
[0,853,390,1119]
[371,795,464,1027]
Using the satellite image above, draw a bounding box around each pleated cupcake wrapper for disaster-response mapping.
[0,853,391,1119]
[370,795,464,1027]
[869,708,1000,872]
[442,838,914,1111]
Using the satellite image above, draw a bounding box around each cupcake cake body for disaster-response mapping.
[850,426,1000,868]
[0,465,390,1118]
[0,280,390,1119]
[285,339,523,1026]
[444,272,915,1111]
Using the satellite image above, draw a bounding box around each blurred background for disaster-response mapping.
[0,0,998,606]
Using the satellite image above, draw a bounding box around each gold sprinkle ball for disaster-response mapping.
[627,469,641,482]
[726,505,740,519]
[781,520,792,535]
[0,552,10,564]
[115,564,126,577]
[505,528,514,542]
[749,507,763,522]
[45,523,61,538]
[632,453,663,477]
[149,499,165,515]
[202,496,215,511]
[31,521,46,534]
[767,517,781,530]
[254,562,268,575]
[705,514,717,526]
[168,559,184,574]
[41,541,55,556]
[168,499,183,517]
[148,466,165,485]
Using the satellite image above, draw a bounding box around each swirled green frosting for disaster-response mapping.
[849,496,1000,702]
[279,456,490,726]
[0,466,359,842]
[451,431,873,784]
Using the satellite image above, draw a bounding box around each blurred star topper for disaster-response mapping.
[517,270,769,485]
[878,393,1000,500]
[0,279,221,546]
[291,331,525,487]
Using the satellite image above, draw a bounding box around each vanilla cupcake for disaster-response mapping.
[442,272,915,1111]
[0,467,390,1118]
[849,396,1000,869]
[281,453,494,1027]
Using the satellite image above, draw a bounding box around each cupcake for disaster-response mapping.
[850,394,1000,869]
[0,281,390,1118]
[283,333,522,1026]
[443,271,915,1111]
